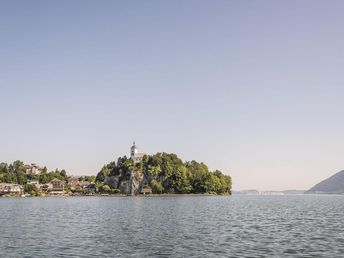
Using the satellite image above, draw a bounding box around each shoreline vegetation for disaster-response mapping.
[2,193,224,198]
[0,153,232,197]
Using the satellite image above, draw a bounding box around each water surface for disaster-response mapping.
[0,195,343,257]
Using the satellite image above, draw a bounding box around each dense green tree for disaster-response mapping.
[84,175,96,182]
[24,184,41,196]
[10,160,26,174]
[96,153,232,195]
[150,180,164,194]
[0,162,8,174]
[16,172,27,185]
[4,172,17,184]
[96,165,111,182]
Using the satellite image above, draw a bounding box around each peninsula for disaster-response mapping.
[0,142,232,196]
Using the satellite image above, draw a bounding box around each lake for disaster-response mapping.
[0,195,343,257]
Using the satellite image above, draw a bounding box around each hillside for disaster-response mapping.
[306,170,344,194]
[95,153,232,195]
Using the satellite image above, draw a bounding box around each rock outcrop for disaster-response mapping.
[104,169,147,195]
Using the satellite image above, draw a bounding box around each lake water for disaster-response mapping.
[0,195,343,257]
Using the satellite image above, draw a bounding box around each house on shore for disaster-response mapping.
[49,178,65,195]
[0,183,23,196]
[68,177,81,190]
[68,177,92,191]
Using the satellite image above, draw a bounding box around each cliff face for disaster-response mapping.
[130,169,146,195]
[104,169,147,195]
[306,170,344,194]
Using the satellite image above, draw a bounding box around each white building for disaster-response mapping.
[27,180,42,189]
[25,163,44,175]
[130,141,145,163]
[0,183,23,195]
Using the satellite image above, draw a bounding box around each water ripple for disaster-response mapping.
[0,195,344,257]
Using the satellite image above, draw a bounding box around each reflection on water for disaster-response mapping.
[0,195,344,257]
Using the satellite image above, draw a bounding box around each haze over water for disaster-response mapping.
[1,195,344,257]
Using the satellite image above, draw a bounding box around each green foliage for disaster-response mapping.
[24,184,41,196]
[95,162,115,182]
[150,180,164,194]
[77,175,96,182]
[39,169,68,184]
[0,163,8,174]
[110,188,120,194]
[95,153,232,195]
[102,185,111,192]
[0,161,69,187]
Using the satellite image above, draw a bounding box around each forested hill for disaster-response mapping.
[0,160,69,185]
[96,152,232,195]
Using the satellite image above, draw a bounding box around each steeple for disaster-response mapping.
[130,141,138,158]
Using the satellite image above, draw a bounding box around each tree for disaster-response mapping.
[10,160,26,174]
[96,166,111,182]
[4,172,17,183]
[84,176,96,182]
[150,180,164,194]
[60,169,67,177]
[0,163,8,173]
[102,185,111,193]
[17,172,27,185]
[24,184,41,196]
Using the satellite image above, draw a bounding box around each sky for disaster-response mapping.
[1,0,344,190]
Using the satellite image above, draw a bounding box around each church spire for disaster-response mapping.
[131,141,138,158]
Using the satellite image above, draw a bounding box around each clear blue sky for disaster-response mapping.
[1,0,344,190]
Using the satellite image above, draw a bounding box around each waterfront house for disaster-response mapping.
[0,183,23,196]
[68,177,81,190]
[49,178,65,194]
[68,177,92,191]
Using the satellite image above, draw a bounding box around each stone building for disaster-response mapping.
[25,163,44,175]
[130,141,145,163]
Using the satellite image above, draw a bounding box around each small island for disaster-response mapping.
[0,142,232,197]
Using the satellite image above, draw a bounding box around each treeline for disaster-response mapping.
[96,153,232,194]
[0,160,68,185]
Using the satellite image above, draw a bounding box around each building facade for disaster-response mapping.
[130,141,145,163]
[25,163,44,175]
[0,183,23,195]
[49,178,65,194]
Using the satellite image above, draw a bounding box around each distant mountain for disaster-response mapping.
[306,170,344,194]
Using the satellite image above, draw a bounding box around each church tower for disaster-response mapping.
[130,141,138,159]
